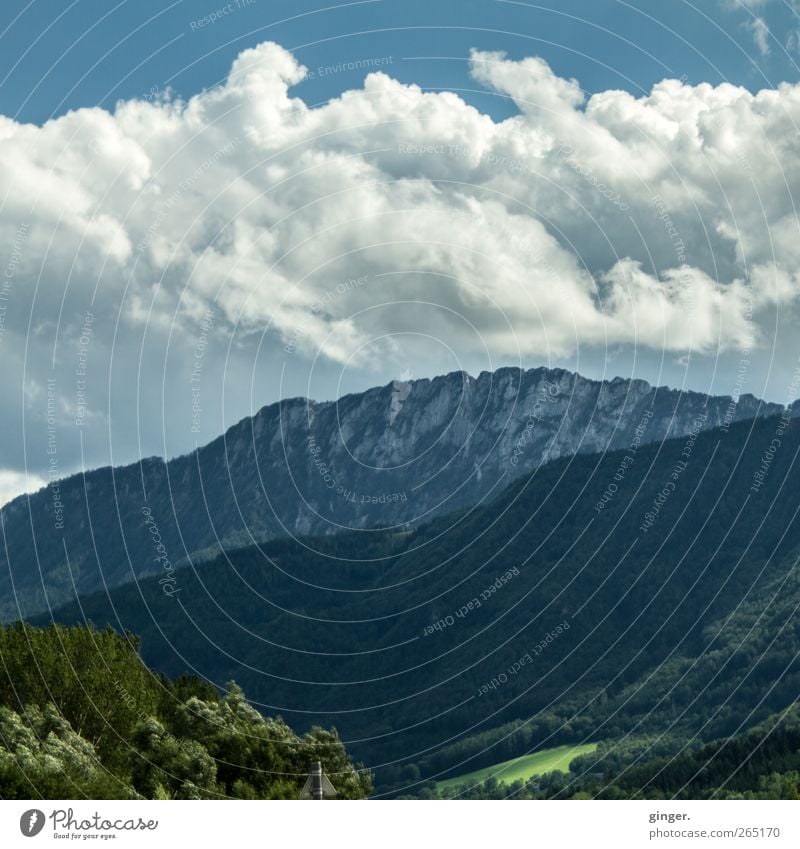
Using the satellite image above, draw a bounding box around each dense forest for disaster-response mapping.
[401,706,800,800]
[3,620,796,800]
[0,623,371,799]
[406,705,800,799]
[35,415,800,794]
[383,551,800,789]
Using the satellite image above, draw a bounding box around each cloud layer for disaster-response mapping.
[2,41,800,497]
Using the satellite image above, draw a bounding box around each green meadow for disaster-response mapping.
[437,743,598,791]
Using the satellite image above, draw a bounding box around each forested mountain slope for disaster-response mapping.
[37,414,800,786]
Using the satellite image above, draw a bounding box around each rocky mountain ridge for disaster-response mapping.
[0,366,789,620]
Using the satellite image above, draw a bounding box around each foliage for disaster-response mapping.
[403,706,800,799]
[0,623,370,800]
[0,704,135,799]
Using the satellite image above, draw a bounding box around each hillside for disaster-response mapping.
[412,706,800,799]
[0,623,370,800]
[36,413,800,790]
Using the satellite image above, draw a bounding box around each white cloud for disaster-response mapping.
[746,16,772,55]
[727,0,800,7]
[0,470,46,508]
[2,41,800,475]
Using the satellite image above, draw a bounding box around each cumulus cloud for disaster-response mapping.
[1,40,800,494]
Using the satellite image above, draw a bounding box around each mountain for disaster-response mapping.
[36,413,800,790]
[0,365,785,621]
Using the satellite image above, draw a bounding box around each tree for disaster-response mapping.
[0,704,135,799]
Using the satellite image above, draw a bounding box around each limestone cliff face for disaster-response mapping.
[0,366,786,619]
[259,366,779,535]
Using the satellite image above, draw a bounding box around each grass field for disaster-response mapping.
[436,743,598,790]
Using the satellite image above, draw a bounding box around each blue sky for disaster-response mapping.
[2,0,798,125]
